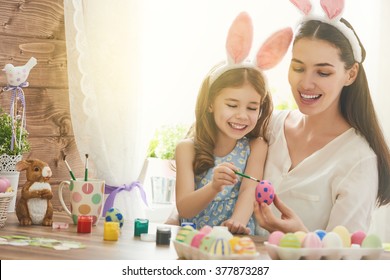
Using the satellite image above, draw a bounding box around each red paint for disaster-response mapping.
[77,215,93,233]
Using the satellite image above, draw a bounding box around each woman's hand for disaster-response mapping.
[210,162,238,193]
[221,218,251,235]
[253,195,308,233]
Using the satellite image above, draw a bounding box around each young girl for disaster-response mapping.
[254,0,390,234]
[175,12,292,234]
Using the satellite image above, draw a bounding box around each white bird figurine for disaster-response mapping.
[2,57,37,86]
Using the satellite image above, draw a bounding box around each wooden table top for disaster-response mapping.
[0,211,270,260]
[1,212,388,260]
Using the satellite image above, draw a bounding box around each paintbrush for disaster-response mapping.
[234,171,261,182]
[63,154,76,180]
[84,154,89,181]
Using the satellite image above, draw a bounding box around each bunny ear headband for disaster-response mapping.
[290,0,362,63]
[209,12,293,86]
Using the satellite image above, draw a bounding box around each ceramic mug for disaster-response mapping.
[58,179,105,225]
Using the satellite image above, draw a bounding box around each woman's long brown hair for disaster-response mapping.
[295,19,390,206]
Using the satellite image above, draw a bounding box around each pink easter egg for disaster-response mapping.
[255,180,274,205]
[351,230,366,246]
[302,232,322,248]
[268,230,284,245]
[0,177,11,192]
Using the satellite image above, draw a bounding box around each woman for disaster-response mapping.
[254,14,390,234]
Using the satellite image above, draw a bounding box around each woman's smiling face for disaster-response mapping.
[288,38,353,116]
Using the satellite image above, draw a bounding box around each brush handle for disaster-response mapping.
[69,171,76,181]
[234,171,260,182]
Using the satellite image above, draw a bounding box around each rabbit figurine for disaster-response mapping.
[15,159,53,226]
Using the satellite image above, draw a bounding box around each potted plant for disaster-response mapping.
[0,107,30,212]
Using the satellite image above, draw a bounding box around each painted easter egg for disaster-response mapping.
[105,207,124,228]
[314,229,327,240]
[302,232,322,248]
[361,234,382,248]
[279,233,301,248]
[322,232,343,248]
[351,230,366,246]
[0,177,11,192]
[234,237,257,254]
[255,180,274,205]
[209,237,232,256]
[191,232,207,248]
[332,225,351,247]
[268,231,285,245]
[199,235,216,253]
[175,225,195,243]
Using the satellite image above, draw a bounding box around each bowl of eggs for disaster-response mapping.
[173,225,260,260]
[265,225,384,260]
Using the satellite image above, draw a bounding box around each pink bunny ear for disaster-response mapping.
[290,0,312,15]
[256,28,293,70]
[226,12,253,64]
[320,0,344,20]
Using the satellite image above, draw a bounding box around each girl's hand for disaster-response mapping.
[211,162,238,193]
[221,219,251,235]
[253,195,308,233]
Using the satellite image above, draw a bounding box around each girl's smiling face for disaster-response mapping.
[210,82,261,140]
[288,38,356,117]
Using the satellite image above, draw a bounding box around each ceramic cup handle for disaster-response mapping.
[58,181,72,217]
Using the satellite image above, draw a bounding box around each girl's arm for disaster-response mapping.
[175,139,237,218]
[223,137,268,234]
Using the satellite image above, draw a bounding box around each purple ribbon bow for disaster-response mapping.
[103,181,148,217]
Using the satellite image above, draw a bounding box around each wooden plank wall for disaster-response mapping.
[0,0,83,211]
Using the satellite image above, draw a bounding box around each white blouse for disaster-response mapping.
[263,110,378,233]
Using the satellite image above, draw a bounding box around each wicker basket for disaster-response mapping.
[0,192,15,228]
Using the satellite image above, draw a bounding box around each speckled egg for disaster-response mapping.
[209,237,232,256]
[351,230,366,246]
[255,180,274,205]
[279,233,301,248]
[268,231,285,245]
[361,234,382,248]
[322,232,342,248]
[199,235,217,252]
[175,225,195,243]
[332,225,351,247]
[302,232,322,248]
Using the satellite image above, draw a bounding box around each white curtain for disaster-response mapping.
[63,0,151,220]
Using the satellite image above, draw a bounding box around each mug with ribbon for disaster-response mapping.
[59,178,105,225]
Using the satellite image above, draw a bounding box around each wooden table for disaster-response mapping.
[0,211,270,260]
[1,212,388,260]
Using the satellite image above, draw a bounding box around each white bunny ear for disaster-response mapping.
[256,28,293,70]
[226,11,253,64]
[290,0,312,15]
[320,0,344,20]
